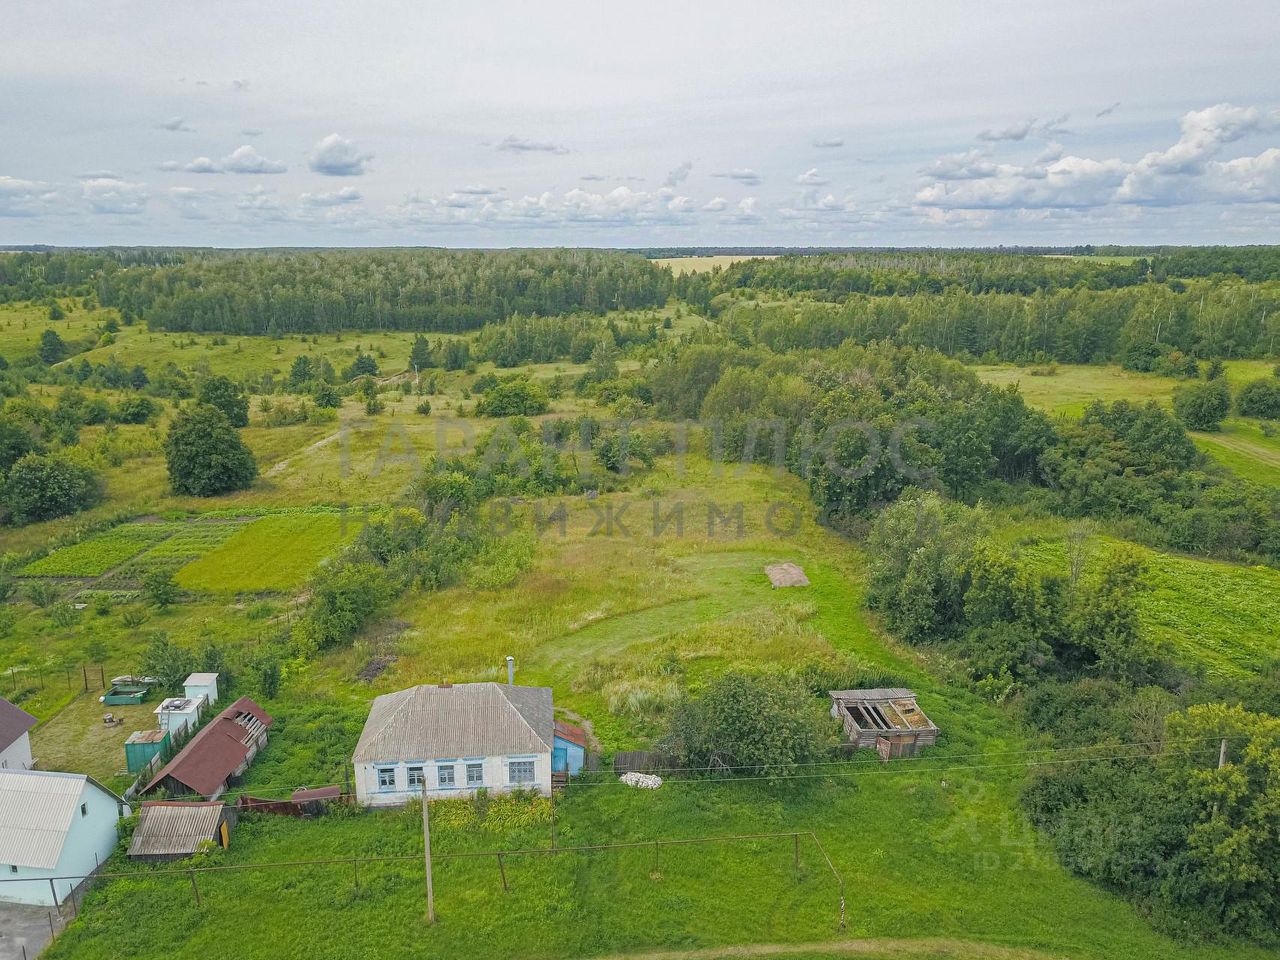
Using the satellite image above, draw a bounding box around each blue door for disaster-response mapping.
[552,746,567,772]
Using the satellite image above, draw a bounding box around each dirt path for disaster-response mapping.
[585,939,1063,960]
[264,429,344,478]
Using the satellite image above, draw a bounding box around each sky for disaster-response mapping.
[1,0,1278,248]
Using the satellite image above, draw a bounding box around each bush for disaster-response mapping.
[4,451,102,524]
[662,670,835,778]
[474,378,550,417]
[164,404,258,496]
[1236,376,1280,420]
[114,395,159,424]
[1172,379,1230,431]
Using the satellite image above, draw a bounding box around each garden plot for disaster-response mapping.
[174,513,361,593]
[20,523,180,577]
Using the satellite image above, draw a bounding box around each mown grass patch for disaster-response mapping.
[174,513,361,593]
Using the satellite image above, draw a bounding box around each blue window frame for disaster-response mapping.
[437,764,456,788]
[508,760,535,784]
[376,767,396,790]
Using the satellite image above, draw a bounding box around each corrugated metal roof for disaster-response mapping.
[128,802,225,857]
[554,720,587,748]
[143,697,272,798]
[353,682,553,763]
[0,770,91,868]
[0,697,37,751]
[829,688,918,702]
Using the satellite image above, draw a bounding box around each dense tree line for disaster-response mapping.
[90,249,671,335]
[713,281,1280,363]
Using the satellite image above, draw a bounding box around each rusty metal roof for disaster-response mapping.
[354,682,553,764]
[143,697,272,798]
[128,801,226,857]
[0,770,123,869]
[0,697,36,751]
[554,720,587,748]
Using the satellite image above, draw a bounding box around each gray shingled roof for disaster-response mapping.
[353,683,553,763]
[128,802,226,858]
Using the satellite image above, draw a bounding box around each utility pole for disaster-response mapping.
[423,795,435,924]
[1218,738,1229,769]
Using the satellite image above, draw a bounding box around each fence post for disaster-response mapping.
[793,833,800,872]
[497,853,508,892]
[189,870,201,907]
[47,911,56,941]
[353,858,360,892]
[48,879,57,908]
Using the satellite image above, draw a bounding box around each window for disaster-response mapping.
[437,765,456,788]
[407,766,425,789]
[508,760,535,785]
[80,803,88,817]
[466,762,484,786]
[377,767,396,790]
[8,865,17,874]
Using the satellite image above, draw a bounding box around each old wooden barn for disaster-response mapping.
[828,688,940,759]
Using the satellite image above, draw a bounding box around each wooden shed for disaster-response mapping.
[128,801,233,863]
[828,688,939,760]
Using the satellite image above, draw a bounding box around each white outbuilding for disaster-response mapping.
[353,682,555,807]
[0,770,129,905]
[183,673,220,708]
[154,696,202,736]
[0,698,36,771]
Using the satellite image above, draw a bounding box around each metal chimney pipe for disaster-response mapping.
[505,656,515,686]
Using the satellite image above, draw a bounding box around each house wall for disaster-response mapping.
[0,783,125,906]
[0,732,33,770]
[355,751,552,807]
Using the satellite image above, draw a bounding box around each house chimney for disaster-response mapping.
[505,656,515,686]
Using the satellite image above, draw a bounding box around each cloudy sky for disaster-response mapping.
[2,0,1278,247]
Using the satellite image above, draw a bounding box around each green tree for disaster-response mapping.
[474,378,550,417]
[142,569,179,608]
[38,329,67,364]
[662,671,835,778]
[287,354,314,390]
[312,383,341,408]
[141,632,194,693]
[197,375,250,427]
[1236,376,1280,419]
[4,451,102,524]
[48,302,65,321]
[409,334,432,371]
[1172,379,1231,431]
[164,404,258,496]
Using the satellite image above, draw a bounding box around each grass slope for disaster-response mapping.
[174,513,359,593]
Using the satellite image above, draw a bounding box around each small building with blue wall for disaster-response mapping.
[553,720,586,776]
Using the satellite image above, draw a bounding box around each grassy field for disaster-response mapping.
[174,512,360,593]
[1001,524,1280,679]
[34,461,1280,960]
[972,361,1280,485]
[652,255,778,275]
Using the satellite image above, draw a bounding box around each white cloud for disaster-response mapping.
[167,186,215,220]
[391,184,701,228]
[455,184,502,195]
[158,117,194,133]
[82,177,148,215]
[309,134,373,176]
[301,186,363,207]
[977,118,1036,142]
[712,168,762,186]
[812,137,844,148]
[0,176,53,217]
[494,135,568,155]
[796,167,830,186]
[663,160,692,188]
[184,156,222,174]
[918,103,1280,212]
[161,145,288,175]
[702,196,727,211]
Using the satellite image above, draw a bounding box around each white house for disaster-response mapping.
[183,673,220,708]
[0,698,36,771]
[353,682,556,807]
[0,770,129,905]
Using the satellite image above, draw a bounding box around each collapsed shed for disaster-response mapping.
[142,697,272,800]
[828,688,939,759]
[127,801,233,863]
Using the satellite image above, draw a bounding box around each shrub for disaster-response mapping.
[4,451,102,524]
[474,378,550,417]
[1172,379,1230,431]
[1236,376,1280,420]
[196,375,250,427]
